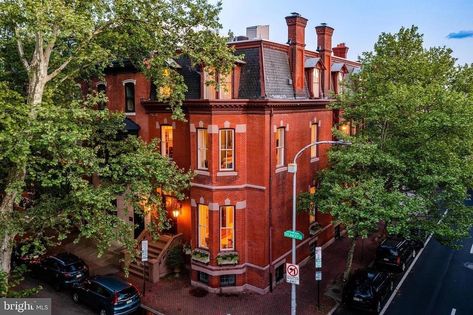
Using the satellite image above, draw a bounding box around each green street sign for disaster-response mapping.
[284,230,304,241]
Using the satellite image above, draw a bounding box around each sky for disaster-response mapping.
[212,0,473,64]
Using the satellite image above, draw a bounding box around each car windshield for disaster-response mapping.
[118,287,137,300]
[63,262,84,272]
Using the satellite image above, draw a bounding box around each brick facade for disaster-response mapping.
[92,13,360,294]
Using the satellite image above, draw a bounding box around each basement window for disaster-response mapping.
[220,275,236,287]
[198,272,209,284]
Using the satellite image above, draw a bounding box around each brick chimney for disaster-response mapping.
[285,12,308,98]
[315,23,334,97]
[333,43,349,59]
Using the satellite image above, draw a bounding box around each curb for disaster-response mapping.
[141,304,166,315]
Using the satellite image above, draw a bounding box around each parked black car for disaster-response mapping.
[31,252,89,290]
[375,237,422,272]
[72,275,141,315]
[343,268,394,314]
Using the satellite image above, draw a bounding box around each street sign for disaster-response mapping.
[286,263,300,285]
[315,246,322,268]
[141,240,148,262]
[315,271,322,281]
[284,230,304,241]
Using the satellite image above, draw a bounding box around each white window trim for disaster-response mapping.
[198,204,209,249]
[96,81,107,87]
[122,79,136,86]
[219,205,235,251]
[197,129,209,170]
[276,127,285,167]
[219,129,235,171]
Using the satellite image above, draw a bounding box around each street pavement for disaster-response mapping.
[384,229,473,315]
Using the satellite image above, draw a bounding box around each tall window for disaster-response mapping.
[310,123,318,158]
[219,72,232,99]
[203,70,216,99]
[198,204,209,249]
[276,127,285,167]
[337,72,344,94]
[97,83,107,110]
[161,125,173,158]
[220,206,235,250]
[197,129,208,170]
[312,69,320,98]
[219,129,234,171]
[124,82,135,112]
[309,186,316,224]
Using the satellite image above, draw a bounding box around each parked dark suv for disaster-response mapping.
[375,237,423,272]
[343,268,394,314]
[72,275,141,315]
[31,252,89,290]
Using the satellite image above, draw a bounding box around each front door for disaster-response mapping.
[133,211,145,238]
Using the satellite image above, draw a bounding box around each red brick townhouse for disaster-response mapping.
[92,13,360,293]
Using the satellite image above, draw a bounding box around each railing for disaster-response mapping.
[149,233,183,283]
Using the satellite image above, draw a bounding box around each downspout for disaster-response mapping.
[268,107,274,292]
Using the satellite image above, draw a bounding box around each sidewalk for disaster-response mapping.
[126,234,380,315]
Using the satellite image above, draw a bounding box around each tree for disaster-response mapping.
[0,0,236,286]
[312,26,473,282]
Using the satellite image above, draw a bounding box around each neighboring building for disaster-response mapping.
[90,13,360,294]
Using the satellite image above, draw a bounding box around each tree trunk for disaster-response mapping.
[343,238,357,283]
[0,189,16,276]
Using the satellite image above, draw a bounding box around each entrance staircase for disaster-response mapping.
[126,231,183,283]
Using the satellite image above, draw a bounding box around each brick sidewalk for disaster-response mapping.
[126,234,380,315]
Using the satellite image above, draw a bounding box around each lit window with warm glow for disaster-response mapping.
[310,123,318,158]
[220,206,234,250]
[309,186,316,224]
[340,123,350,135]
[203,70,216,99]
[276,127,285,167]
[198,204,209,249]
[219,72,232,99]
[161,125,173,158]
[197,129,208,170]
[219,129,234,171]
[312,69,320,98]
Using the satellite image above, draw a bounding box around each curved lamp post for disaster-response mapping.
[288,140,351,315]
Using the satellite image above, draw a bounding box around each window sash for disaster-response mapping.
[124,83,135,112]
[198,204,209,249]
[220,206,235,250]
[161,125,173,158]
[197,129,208,170]
[219,72,232,99]
[203,71,216,99]
[310,124,318,158]
[219,129,234,171]
[312,69,320,98]
[276,128,285,167]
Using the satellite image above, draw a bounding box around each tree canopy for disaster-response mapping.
[315,26,473,246]
[0,0,236,289]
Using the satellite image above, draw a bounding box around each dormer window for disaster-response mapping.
[312,69,321,98]
[202,69,233,100]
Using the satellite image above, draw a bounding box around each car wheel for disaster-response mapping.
[72,292,80,304]
[99,309,108,315]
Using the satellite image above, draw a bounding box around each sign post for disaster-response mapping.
[141,240,148,296]
[315,246,322,309]
[286,263,300,285]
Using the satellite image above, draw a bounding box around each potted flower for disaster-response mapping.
[216,251,239,265]
[191,248,210,264]
[166,245,185,277]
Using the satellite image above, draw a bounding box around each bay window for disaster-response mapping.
[198,204,209,249]
[219,129,234,171]
[197,129,208,170]
[220,206,235,250]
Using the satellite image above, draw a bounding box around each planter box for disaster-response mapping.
[192,248,210,264]
[216,251,239,266]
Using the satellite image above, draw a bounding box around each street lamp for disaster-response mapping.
[288,140,350,315]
